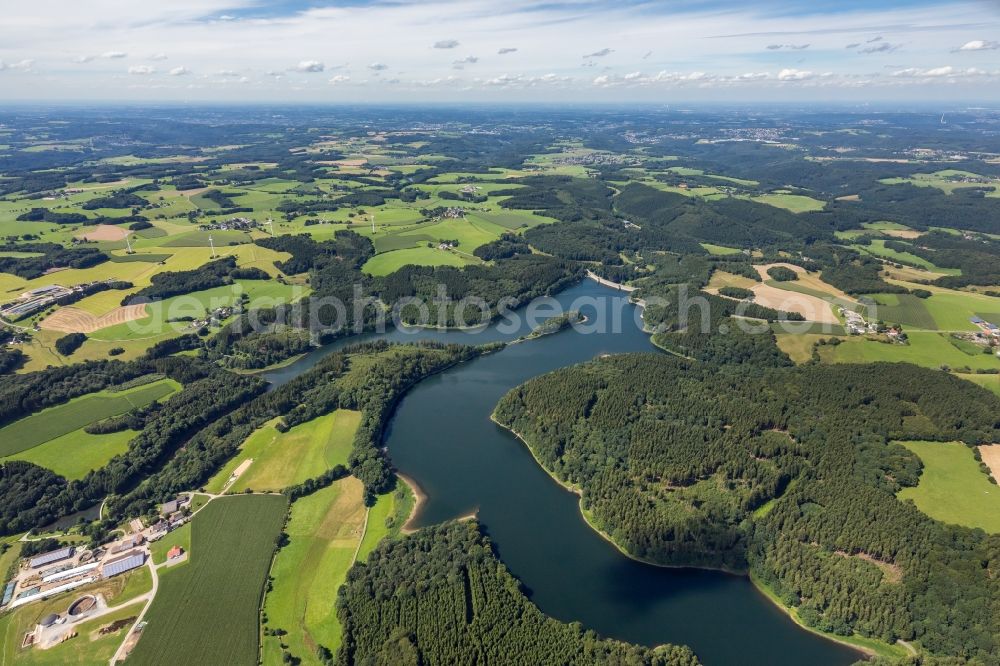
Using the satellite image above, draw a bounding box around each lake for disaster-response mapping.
[265,279,860,665]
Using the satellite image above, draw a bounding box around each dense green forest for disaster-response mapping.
[0,242,107,279]
[338,521,699,666]
[494,354,1000,662]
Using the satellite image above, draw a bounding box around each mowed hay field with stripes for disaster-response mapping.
[129,494,288,666]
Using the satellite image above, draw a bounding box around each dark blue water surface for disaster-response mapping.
[265,281,859,666]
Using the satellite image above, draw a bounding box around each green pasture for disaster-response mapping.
[897,441,1000,533]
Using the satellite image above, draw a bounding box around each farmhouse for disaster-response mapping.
[167,545,185,560]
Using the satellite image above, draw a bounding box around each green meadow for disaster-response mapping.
[362,246,478,276]
[261,479,410,665]
[0,378,179,458]
[207,409,361,494]
[897,441,1000,533]
[820,331,1000,371]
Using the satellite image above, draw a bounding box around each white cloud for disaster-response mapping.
[216,69,240,77]
[0,59,34,72]
[368,62,388,71]
[766,44,809,50]
[434,39,460,49]
[73,55,95,64]
[957,40,999,52]
[168,66,190,76]
[923,65,954,77]
[592,74,611,86]
[102,51,127,59]
[623,71,642,81]
[295,60,325,73]
[149,53,168,61]
[858,42,900,54]
[329,74,351,84]
[128,65,155,75]
[778,68,813,81]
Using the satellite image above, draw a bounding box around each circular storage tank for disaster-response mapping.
[39,613,58,627]
[68,595,97,616]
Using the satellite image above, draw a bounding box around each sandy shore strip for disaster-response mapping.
[396,472,427,534]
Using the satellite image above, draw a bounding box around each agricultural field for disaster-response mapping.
[819,331,1000,371]
[896,441,1000,533]
[362,246,478,275]
[868,293,938,330]
[206,410,361,494]
[128,495,288,666]
[261,479,411,665]
[261,478,366,664]
[879,169,1000,197]
[0,377,179,462]
[3,427,135,479]
[855,239,960,274]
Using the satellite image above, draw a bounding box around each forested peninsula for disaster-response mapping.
[494,354,1000,662]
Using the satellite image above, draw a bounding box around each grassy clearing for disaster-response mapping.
[362,246,478,276]
[700,243,743,256]
[0,379,179,458]
[218,410,361,493]
[3,427,135,479]
[896,441,1000,533]
[749,192,826,213]
[774,334,839,364]
[261,479,411,665]
[129,495,288,666]
[261,478,367,664]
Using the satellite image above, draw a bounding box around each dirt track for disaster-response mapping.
[39,304,148,333]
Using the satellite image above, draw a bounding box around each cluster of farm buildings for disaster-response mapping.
[1,496,190,653]
[0,284,74,320]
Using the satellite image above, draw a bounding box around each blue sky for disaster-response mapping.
[0,0,998,102]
